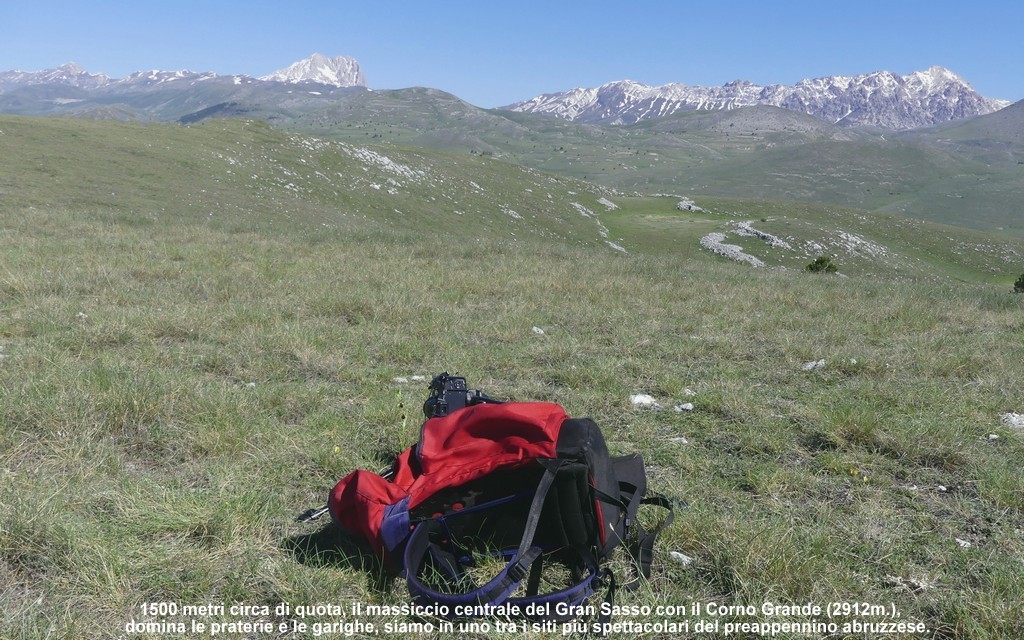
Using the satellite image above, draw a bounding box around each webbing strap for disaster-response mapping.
[516,459,562,561]
[622,492,676,591]
[403,460,562,609]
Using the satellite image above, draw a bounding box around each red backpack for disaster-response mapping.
[326,374,674,617]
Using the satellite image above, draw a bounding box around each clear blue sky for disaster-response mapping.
[2,1,1021,108]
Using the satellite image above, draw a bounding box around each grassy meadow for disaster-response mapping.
[1,115,1024,639]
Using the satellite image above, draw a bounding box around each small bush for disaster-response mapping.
[806,256,838,273]
[1014,273,1024,293]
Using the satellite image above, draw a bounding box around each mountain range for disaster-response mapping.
[504,67,1010,130]
[2,54,1022,236]
[0,55,1011,131]
[0,55,368,122]
[0,54,366,92]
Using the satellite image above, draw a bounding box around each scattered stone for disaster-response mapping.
[837,231,888,258]
[683,388,696,397]
[802,359,826,371]
[955,538,972,549]
[986,434,1000,441]
[597,197,619,211]
[883,574,933,594]
[676,198,703,212]
[630,394,662,410]
[674,403,695,412]
[410,375,426,382]
[77,312,89,319]
[668,436,689,445]
[700,232,766,268]
[670,551,695,568]
[733,221,792,250]
[936,485,948,493]
[1000,412,1024,428]
[392,376,409,384]
[532,326,545,335]
[246,382,257,389]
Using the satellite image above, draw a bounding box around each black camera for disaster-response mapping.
[422,372,501,419]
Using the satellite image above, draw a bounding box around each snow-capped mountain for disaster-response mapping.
[504,67,1010,130]
[259,53,366,88]
[0,54,366,94]
[0,56,370,122]
[0,62,112,91]
[110,69,220,88]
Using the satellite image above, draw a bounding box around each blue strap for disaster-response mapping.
[404,460,562,610]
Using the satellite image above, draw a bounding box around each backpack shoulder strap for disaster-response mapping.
[627,492,676,586]
[404,459,564,608]
[611,454,677,590]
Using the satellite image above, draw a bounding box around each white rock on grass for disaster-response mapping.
[1000,412,1024,428]
[674,403,694,412]
[532,326,545,335]
[392,375,428,384]
[700,232,766,268]
[670,551,694,568]
[733,221,792,250]
[630,394,662,410]
[676,198,702,212]
[802,359,826,371]
[883,575,933,593]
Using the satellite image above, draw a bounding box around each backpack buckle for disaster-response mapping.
[507,560,528,582]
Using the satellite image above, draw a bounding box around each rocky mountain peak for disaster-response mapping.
[259,53,366,88]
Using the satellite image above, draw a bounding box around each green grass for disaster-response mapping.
[2,115,1024,639]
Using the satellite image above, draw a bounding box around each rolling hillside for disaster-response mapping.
[274,90,1024,237]
[1,114,1021,285]
[0,115,628,252]
[2,115,1024,639]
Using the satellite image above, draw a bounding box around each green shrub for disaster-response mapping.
[806,256,838,273]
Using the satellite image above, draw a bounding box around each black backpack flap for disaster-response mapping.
[556,417,625,557]
[539,461,596,552]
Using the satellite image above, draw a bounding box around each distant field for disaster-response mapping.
[2,116,1024,639]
